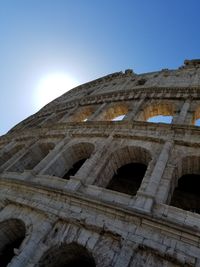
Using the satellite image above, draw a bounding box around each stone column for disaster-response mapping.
[9,222,52,267]
[87,103,107,121]
[172,100,191,124]
[59,105,79,122]
[0,140,37,173]
[39,113,56,126]
[134,140,173,213]
[124,98,145,121]
[118,76,134,91]
[0,141,14,156]
[34,137,71,175]
[67,135,114,190]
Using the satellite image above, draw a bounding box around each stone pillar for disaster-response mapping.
[118,76,134,91]
[134,140,173,213]
[0,141,14,171]
[124,98,145,121]
[0,140,37,173]
[35,137,71,175]
[59,105,79,122]
[9,223,52,267]
[68,135,114,188]
[87,103,107,121]
[172,100,191,124]
[39,113,56,126]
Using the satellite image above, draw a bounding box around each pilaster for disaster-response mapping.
[87,103,107,121]
[124,98,145,121]
[134,140,173,213]
[172,99,191,124]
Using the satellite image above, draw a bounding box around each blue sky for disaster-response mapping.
[0,0,200,135]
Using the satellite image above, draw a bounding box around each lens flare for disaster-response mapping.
[34,73,79,109]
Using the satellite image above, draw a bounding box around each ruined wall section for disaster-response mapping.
[1,60,200,266]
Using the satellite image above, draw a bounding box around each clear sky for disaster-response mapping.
[0,0,200,135]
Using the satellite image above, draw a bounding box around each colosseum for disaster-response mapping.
[1,59,200,266]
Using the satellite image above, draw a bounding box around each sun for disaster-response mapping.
[34,73,79,109]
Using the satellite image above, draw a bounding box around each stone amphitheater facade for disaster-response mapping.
[1,59,200,266]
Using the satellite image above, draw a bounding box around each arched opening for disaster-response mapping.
[44,142,94,179]
[70,106,94,122]
[44,110,68,125]
[0,219,26,267]
[169,155,200,213]
[98,103,128,121]
[147,115,172,124]
[170,174,200,213]
[26,117,45,128]
[38,242,96,267]
[112,114,126,121]
[62,158,87,179]
[0,144,24,167]
[97,145,151,196]
[138,103,174,124]
[8,142,55,172]
[107,162,147,195]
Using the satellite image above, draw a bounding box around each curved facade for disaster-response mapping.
[1,59,200,266]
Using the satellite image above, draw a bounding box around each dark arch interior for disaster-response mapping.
[1,236,24,267]
[170,174,200,213]
[8,142,55,172]
[0,219,26,267]
[62,158,87,180]
[0,145,23,167]
[39,242,96,267]
[107,162,147,195]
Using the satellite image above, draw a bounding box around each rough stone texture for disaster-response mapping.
[1,59,200,266]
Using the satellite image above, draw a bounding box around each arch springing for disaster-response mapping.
[44,142,94,179]
[0,144,23,167]
[138,103,174,124]
[98,103,128,121]
[97,145,151,196]
[8,142,55,172]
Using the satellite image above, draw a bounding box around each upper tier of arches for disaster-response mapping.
[12,97,200,130]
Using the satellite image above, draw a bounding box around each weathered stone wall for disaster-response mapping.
[1,60,200,266]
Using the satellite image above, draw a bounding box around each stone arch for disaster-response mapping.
[97,145,152,195]
[42,110,67,125]
[170,155,200,213]
[0,144,24,167]
[0,218,26,267]
[8,142,55,173]
[98,103,129,121]
[137,102,174,123]
[37,242,96,267]
[69,106,95,122]
[44,142,95,179]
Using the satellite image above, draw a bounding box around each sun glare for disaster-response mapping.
[34,73,79,109]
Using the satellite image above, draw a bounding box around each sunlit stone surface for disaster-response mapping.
[1,59,200,266]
